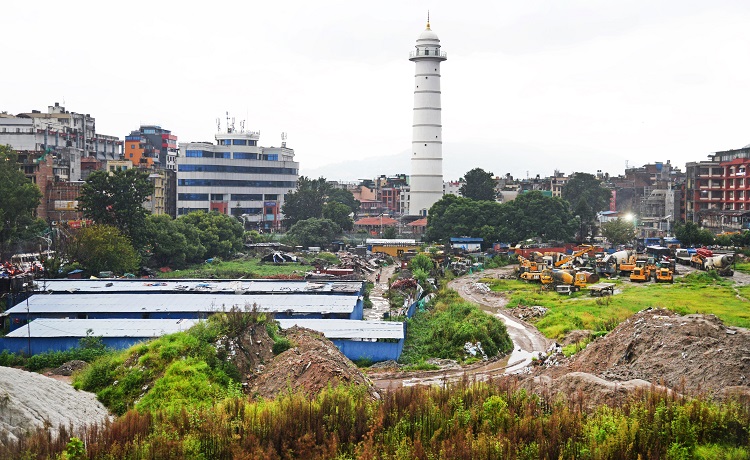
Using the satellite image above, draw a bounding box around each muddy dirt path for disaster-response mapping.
[447,267,552,372]
[370,266,551,390]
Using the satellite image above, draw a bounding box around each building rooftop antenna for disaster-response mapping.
[226,111,231,133]
[281,132,287,148]
[239,120,245,133]
[216,117,221,133]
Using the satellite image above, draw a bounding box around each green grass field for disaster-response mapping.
[157,258,315,279]
[483,272,750,339]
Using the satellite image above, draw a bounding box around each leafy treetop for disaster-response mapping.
[0,145,43,258]
[459,168,496,201]
[77,169,154,246]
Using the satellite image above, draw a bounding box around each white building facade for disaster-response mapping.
[408,18,447,216]
[176,130,299,230]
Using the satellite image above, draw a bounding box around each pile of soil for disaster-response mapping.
[508,305,548,321]
[51,360,88,376]
[564,308,750,394]
[217,322,276,379]
[246,326,379,400]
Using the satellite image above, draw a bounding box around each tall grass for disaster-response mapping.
[3,379,748,459]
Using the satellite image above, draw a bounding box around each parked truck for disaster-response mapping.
[691,248,734,276]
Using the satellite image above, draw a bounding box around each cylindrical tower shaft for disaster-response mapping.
[408,18,447,216]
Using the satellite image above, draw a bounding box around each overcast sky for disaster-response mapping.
[4,0,750,181]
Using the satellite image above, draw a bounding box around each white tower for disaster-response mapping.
[408,14,447,216]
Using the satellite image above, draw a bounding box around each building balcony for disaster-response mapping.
[409,50,447,59]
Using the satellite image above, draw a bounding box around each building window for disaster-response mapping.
[130,144,135,149]
[232,139,247,145]
[231,194,263,201]
[178,193,209,201]
[233,152,257,160]
[221,139,232,146]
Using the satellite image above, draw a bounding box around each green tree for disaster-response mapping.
[410,253,435,273]
[561,172,611,239]
[458,168,496,201]
[508,192,577,241]
[286,218,340,248]
[382,226,397,239]
[322,201,354,231]
[425,191,576,243]
[142,215,206,268]
[327,188,360,214]
[0,145,43,258]
[674,221,702,247]
[77,169,154,246]
[68,225,139,275]
[281,176,332,226]
[600,218,637,245]
[178,211,244,260]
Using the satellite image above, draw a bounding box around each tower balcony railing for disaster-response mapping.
[409,50,447,59]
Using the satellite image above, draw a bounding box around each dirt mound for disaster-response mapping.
[216,322,276,379]
[51,360,88,376]
[561,330,592,346]
[521,372,672,411]
[568,308,750,393]
[246,327,379,400]
[0,366,111,448]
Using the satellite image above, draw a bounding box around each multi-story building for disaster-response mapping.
[123,125,178,217]
[0,103,122,220]
[550,171,569,198]
[123,125,177,171]
[177,129,299,230]
[685,145,750,232]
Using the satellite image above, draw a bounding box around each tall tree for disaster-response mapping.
[77,169,154,246]
[425,191,576,243]
[458,168,496,201]
[68,225,140,275]
[561,172,611,239]
[322,201,354,231]
[0,145,43,258]
[142,215,206,268]
[281,177,332,226]
[600,218,637,245]
[327,188,360,214]
[286,218,340,248]
[178,211,244,259]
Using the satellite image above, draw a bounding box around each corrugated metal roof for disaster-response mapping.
[37,279,363,294]
[277,319,404,340]
[5,318,199,338]
[6,293,359,315]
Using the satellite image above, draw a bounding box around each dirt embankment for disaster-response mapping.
[525,308,750,405]
[569,308,750,393]
[246,326,379,400]
[0,366,111,448]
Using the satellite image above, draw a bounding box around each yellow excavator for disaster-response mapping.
[553,245,593,269]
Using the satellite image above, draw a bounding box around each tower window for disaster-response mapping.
[424,144,427,146]
[425,77,428,79]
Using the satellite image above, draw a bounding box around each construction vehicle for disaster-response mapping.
[654,266,674,283]
[553,245,593,269]
[588,282,616,296]
[629,261,653,282]
[691,248,734,276]
[550,269,599,294]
